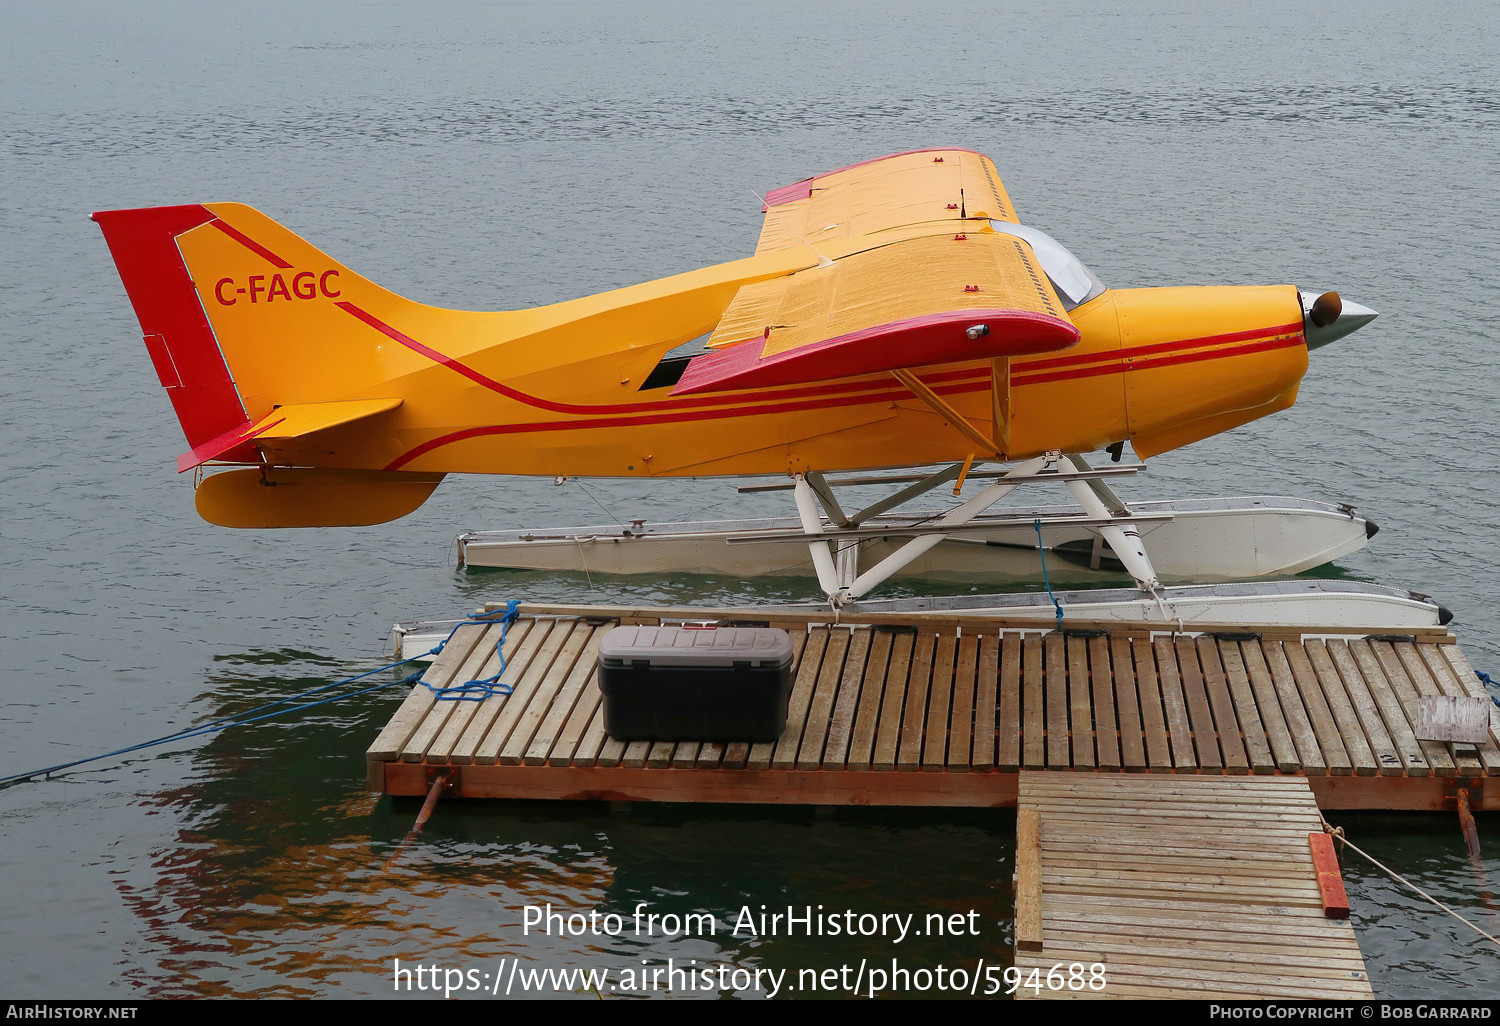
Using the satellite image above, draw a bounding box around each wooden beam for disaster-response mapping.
[1015,806,1044,951]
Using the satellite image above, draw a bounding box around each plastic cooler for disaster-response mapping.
[596,625,796,742]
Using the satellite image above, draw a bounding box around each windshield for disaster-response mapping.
[988,221,1106,310]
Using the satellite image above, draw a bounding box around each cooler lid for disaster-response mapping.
[598,625,795,668]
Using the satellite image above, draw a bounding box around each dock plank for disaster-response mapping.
[1195,637,1247,773]
[847,631,892,770]
[1022,634,1045,769]
[1304,639,1379,776]
[1109,637,1145,771]
[947,633,980,769]
[1370,641,1454,776]
[1346,640,1430,777]
[1132,638,1173,771]
[898,633,938,770]
[1152,638,1196,769]
[978,634,1006,769]
[1324,638,1404,776]
[1068,636,1095,770]
[922,633,958,769]
[526,624,607,765]
[1261,641,1325,774]
[1216,639,1274,774]
[1283,642,1352,776]
[796,628,850,770]
[873,632,914,771]
[821,628,872,768]
[1046,634,1070,768]
[1089,636,1121,770]
[754,628,815,771]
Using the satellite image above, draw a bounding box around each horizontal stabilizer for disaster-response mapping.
[177,398,403,472]
[255,397,402,440]
[195,468,444,528]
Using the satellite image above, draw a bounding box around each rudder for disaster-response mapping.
[93,205,254,460]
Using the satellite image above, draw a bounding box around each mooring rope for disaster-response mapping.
[1476,670,1500,709]
[419,600,522,702]
[0,603,522,789]
[1320,818,1500,949]
[1033,519,1064,632]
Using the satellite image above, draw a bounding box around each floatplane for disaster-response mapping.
[95,147,1446,634]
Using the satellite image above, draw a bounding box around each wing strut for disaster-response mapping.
[991,358,1011,458]
[890,369,1004,457]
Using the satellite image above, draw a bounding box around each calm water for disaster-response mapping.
[2,0,1498,999]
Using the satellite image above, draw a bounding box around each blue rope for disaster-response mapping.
[0,600,524,788]
[1478,671,1500,710]
[421,600,523,702]
[1034,519,1064,633]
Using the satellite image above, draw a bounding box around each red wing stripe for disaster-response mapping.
[210,219,293,269]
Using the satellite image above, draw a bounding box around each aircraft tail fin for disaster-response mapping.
[94,203,448,526]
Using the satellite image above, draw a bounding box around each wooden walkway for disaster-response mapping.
[367,603,1498,809]
[1012,772,1374,999]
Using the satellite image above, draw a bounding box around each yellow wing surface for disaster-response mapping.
[753,147,1020,256]
[674,149,1075,395]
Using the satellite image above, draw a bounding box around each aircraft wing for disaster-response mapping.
[753,147,1021,257]
[673,150,1073,396]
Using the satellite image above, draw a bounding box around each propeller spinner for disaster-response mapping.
[1300,289,1378,350]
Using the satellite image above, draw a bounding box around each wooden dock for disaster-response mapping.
[368,602,1497,810]
[1011,772,1374,1000]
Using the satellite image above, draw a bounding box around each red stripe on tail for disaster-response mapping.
[93,205,252,454]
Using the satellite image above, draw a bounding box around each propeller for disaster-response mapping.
[1300,289,1378,350]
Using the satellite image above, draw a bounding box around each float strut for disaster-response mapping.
[794,475,843,600]
[843,454,1052,600]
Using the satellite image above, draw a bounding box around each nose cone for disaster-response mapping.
[1300,289,1378,350]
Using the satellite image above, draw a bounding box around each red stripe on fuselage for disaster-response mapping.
[382,332,1304,470]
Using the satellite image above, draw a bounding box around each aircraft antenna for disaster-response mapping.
[753,190,835,268]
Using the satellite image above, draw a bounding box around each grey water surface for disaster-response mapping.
[1,0,1497,999]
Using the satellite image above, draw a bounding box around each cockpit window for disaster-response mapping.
[987,221,1106,310]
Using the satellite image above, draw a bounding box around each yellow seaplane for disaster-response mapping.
[99,148,1440,626]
